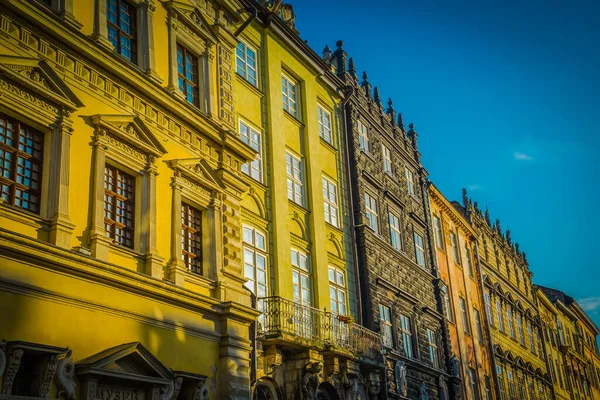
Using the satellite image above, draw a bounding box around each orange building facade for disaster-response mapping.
[429,184,495,399]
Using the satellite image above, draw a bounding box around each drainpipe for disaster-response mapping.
[339,84,363,325]
[234,6,258,38]
[474,240,502,400]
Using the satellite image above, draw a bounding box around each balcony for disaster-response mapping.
[258,296,382,362]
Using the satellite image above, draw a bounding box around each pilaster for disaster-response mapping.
[142,160,164,278]
[167,177,186,286]
[89,133,110,260]
[92,0,114,51]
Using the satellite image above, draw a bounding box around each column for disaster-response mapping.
[92,0,114,50]
[142,159,164,278]
[167,176,186,286]
[88,131,111,260]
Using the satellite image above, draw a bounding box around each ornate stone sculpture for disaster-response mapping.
[419,382,429,400]
[2,348,24,395]
[395,360,407,396]
[301,362,322,400]
[449,354,460,377]
[55,350,76,400]
[342,371,359,400]
[438,376,449,400]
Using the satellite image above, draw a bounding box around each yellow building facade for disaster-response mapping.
[0,0,261,398]
[429,185,495,400]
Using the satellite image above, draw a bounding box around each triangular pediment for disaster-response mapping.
[167,158,224,192]
[91,114,167,157]
[76,342,175,383]
[0,55,83,110]
[167,1,219,43]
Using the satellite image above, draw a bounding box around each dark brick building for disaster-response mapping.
[326,41,457,399]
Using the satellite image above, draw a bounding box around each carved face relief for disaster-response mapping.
[55,350,77,400]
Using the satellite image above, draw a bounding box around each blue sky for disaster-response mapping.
[291,0,600,328]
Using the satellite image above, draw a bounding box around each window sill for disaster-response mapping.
[109,241,143,259]
[0,201,48,230]
[360,149,375,163]
[319,136,337,152]
[288,199,309,214]
[284,110,303,127]
[184,269,216,289]
[236,73,263,97]
[325,220,343,234]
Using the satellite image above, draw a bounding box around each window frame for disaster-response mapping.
[475,308,484,342]
[427,328,439,368]
[328,266,347,316]
[239,120,263,182]
[103,163,135,249]
[282,73,298,118]
[358,120,369,152]
[441,284,454,323]
[459,297,471,334]
[484,290,493,326]
[399,314,413,358]
[379,304,394,348]
[450,231,461,265]
[414,231,426,268]
[318,105,333,145]
[180,201,203,274]
[405,167,415,196]
[507,304,516,338]
[236,40,258,86]
[291,248,312,306]
[382,143,392,174]
[496,298,505,332]
[242,225,268,298]
[176,43,200,107]
[106,0,138,63]
[388,211,402,251]
[322,176,339,227]
[286,151,304,206]
[364,192,378,232]
[433,214,444,249]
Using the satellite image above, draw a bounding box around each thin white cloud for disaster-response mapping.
[467,185,481,191]
[514,152,533,161]
[578,297,600,312]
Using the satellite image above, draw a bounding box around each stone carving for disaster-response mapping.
[160,380,174,400]
[449,354,460,377]
[438,376,449,400]
[342,371,359,400]
[0,340,6,378]
[0,78,59,114]
[55,350,76,400]
[386,361,396,393]
[1,348,24,395]
[40,354,59,398]
[395,360,407,396]
[419,382,429,400]
[301,362,321,400]
[366,379,380,400]
[280,3,296,29]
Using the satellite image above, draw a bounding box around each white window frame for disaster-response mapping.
[507,370,517,400]
[388,211,402,251]
[405,167,415,196]
[318,105,333,144]
[497,366,507,400]
[427,329,439,367]
[469,369,479,400]
[379,304,394,348]
[528,321,535,353]
[442,284,453,322]
[322,176,339,227]
[239,120,262,182]
[433,215,444,248]
[400,314,413,358]
[496,299,505,331]
[328,266,347,316]
[414,232,426,268]
[475,308,484,342]
[291,248,311,306]
[286,151,303,206]
[382,143,392,174]
[364,192,378,232]
[242,225,268,298]
[466,246,474,277]
[484,291,493,326]
[450,231,461,264]
[507,305,515,338]
[358,120,369,152]
[236,40,257,86]
[282,73,298,118]
[460,297,470,334]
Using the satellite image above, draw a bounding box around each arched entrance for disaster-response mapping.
[253,378,283,400]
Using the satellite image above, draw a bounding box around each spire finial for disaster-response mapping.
[506,228,512,246]
[495,219,502,235]
[336,40,343,50]
[462,188,468,208]
[397,113,405,130]
[386,98,396,122]
[322,45,332,63]
[348,57,357,81]
[373,87,382,108]
[361,71,372,98]
[485,207,491,226]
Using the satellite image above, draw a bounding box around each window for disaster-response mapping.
[0,114,43,213]
[328,267,347,315]
[364,192,378,232]
[236,41,257,86]
[243,226,267,298]
[181,203,202,274]
[496,298,504,331]
[107,0,137,62]
[507,305,515,338]
[399,314,413,357]
[239,121,262,182]
[318,105,332,144]
[286,152,303,205]
[382,144,392,174]
[497,366,507,400]
[104,165,135,248]
[427,329,439,367]
[450,232,460,264]
[517,314,525,345]
[291,249,311,306]
[358,120,369,152]
[527,380,535,400]
[484,290,493,326]
[466,246,474,277]
[507,370,517,400]
[322,177,339,227]
[518,375,527,400]
[556,360,563,388]
[282,74,298,117]
[388,212,402,251]
[379,305,393,347]
[405,167,415,196]
[537,328,544,357]
[433,215,444,248]
[528,321,535,353]
[177,44,199,107]
[414,232,426,268]
[474,308,484,342]
[469,369,480,400]
[460,297,470,333]
[441,285,453,322]
[485,376,493,400]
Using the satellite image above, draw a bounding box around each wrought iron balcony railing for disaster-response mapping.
[258,296,382,361]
